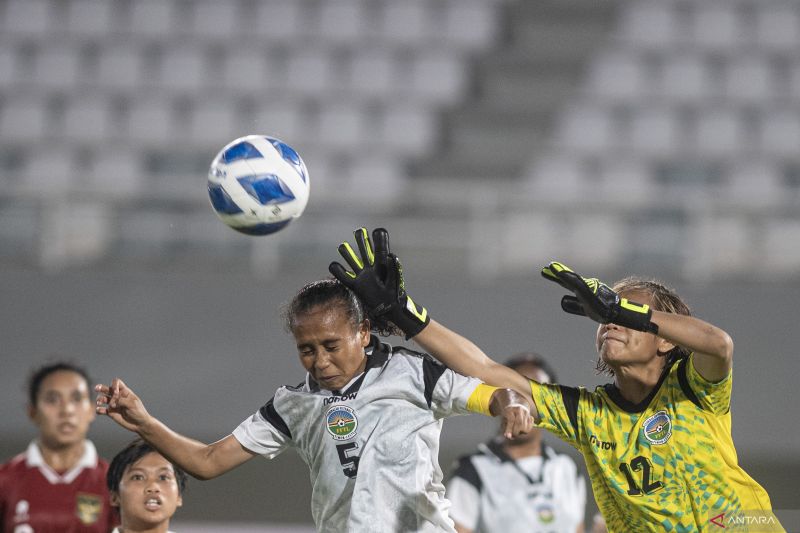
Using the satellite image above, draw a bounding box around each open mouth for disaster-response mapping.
[144,497,162,511]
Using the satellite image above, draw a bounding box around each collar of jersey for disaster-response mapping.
[602,359,677,413]
[26,439,98,484]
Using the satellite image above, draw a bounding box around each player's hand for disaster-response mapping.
[501,402,534,440]
[329,227,430,339]
[95,378,152,434]
[541,261,658,334]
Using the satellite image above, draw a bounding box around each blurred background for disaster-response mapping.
[1,0,799,530]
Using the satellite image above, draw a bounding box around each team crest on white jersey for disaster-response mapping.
[642,410,672,445]
[326,405,358,441]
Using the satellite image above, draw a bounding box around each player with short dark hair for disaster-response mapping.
[0,360,118,532]
[446,353,586,533]
[96,278,533,532]
[330,228,781,533]
[107,438,187,533]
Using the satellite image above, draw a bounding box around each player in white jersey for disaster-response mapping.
[446,353,586,533]
[95,278,533,532]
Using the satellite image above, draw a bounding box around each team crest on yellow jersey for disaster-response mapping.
[326,405,358,441]
[76,493,102,524]
[642,410,672,445]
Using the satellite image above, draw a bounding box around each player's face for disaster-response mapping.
[596,291,662,369]
[29,370,95,449]
[292,304,370,391]
[112,452,182,530]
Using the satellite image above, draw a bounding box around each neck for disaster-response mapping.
[38,440,86,472]
[502,432,542,460]
[118,522,171,533]
[613,361,665,405]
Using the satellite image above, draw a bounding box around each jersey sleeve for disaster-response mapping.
[446,459,481,530]
[529,381,585,448]
[232,398,292,459]
[679,353,732,415]
[428,362,483,418]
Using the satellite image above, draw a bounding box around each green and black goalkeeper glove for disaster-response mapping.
[541,261,658,334]
[329,227,430,339]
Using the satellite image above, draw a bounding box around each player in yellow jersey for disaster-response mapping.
[330,228,783,533]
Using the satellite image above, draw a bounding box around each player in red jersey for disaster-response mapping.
[0,361,117,533]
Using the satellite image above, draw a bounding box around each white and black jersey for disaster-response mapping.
[446,440,586,533]
[233,336,483,533]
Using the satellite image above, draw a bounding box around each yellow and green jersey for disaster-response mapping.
[530,355,778,532]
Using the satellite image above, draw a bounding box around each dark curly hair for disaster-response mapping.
[596,277,692,377]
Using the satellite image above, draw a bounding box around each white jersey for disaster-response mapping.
[233,336,482,533]
[446,440,586,533]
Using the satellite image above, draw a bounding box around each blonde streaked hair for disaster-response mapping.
[596,277,692,377]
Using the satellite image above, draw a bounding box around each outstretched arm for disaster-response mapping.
[650,311,733,382]
[95,378,255,480]
[415,320,541,421]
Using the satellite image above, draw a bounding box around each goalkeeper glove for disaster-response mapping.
[329,227,430,339]
[541,261,658,334]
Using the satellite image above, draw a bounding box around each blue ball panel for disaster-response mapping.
[222,141,262,164]
[208,184,244,214]
[268,138,308,183]
[233,219,292,236]
[237,174,295,205]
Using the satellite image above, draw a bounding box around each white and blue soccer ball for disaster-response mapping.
[207,135,310,235]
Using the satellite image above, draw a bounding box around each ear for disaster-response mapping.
[110,491,120,508]
[656,336,676,357]
[176,493,183,508]
[359,319,371,347]
[27,404,37,422]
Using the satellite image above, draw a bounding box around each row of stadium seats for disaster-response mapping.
[0,42,469,104]
[0,93,439,155]
[0,0,499,51]
[618,0,800,51]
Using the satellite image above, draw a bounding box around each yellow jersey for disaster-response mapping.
[530,354,780,532]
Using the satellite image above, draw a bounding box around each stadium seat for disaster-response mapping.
[346,48,399,100]
[27,43,84,91]
[585,50,649,102]
[616,0,681,49]
[693,107,747,157]
[722,55,775,104]
[316,102,369,151]
[754,3,800,52]
[250,0,303,44]
[758,108,800,158]
[185,98,241,149]
[524,154,589,203]
[763,218,800,275]
[597,157,655,207]
[284,47,337,97]
[85,148,143,199]
[126,0,177,40]
[125,97,177,148]
[725,160,783,208]
[65,0,115,38]
[405,50,467,104]
[315,0,368,47]
[60,94,117,144]
[378,0,436,47]
[689,1,743,52]
[441,0,499,51]
[378,104,436,157]
[2,0,54,37]
[93,43,147,92]
[186,0,242,42]
[555,103,617,154]
[20,145,76,194]
[0,95,50,143]
[155,46,209,94]
[626,106,682,157]
[252,99,309,146]
[658,53,714,103]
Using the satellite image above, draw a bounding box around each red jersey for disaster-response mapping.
[0,441,117,533]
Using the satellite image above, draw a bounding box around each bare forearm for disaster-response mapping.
[414,320,532,397]
[137,417,240,480]
[651,310,733,380]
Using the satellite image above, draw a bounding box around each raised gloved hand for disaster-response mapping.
[541,261,658,334]
[329,227,429,339]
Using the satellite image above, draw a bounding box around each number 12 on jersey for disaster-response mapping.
[619,456,664,496]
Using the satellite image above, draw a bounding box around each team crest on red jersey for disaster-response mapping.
[76,493,102,525]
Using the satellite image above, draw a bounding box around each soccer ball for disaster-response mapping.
[207,135,310,235]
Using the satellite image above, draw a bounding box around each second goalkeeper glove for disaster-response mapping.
[541,261,658,334]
